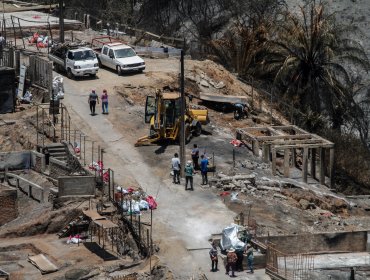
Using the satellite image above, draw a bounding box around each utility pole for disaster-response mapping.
[179,50,186,177]
[59,0,64,43]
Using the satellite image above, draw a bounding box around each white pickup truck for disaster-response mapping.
[49,45,99,79]
[92,37,145,75]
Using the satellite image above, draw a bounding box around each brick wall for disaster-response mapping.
[0,185,18,226]
[258,231,368,254]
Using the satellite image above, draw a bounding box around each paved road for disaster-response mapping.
[60,60,270,279]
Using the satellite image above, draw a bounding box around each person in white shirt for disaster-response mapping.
[171,153,181,184]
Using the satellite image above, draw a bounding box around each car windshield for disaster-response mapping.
[114,48,136,58]
[73,50,96,60]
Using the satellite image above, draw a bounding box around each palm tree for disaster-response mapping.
[208,0,286,78]
[260,0,370,131]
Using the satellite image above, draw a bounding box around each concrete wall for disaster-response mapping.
[0,185,18,226]
[258,231,368,254]
[0,151,34,171]
[58,176,95,197]
[49,157,72,179]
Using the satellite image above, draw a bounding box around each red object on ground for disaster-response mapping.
[230,139,244,147]
[219,191,230,197]
[32,15,41,19]
[127,187,135,193]
[146,196,157,209]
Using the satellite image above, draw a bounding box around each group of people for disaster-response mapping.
[88,89,109,115]
[209,242,254,277]
[171,144,210,191]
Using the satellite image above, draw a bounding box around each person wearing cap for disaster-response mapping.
[184,160,194,190]
[101,89,109,114]
[245,243,254,274]
[226,248,237,277]
[88,89,99,115]
[209,242,218,272]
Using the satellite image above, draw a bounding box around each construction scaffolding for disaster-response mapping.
[236,125,335,187]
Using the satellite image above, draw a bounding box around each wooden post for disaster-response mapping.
[302,148,308,183]
[329,148,335,188]
[319,148,325,185]
[290,148,296,167]
[262,144,269,163]
[271,148,276,176]
[68,116,71,144]
[283,149,290,178]
[61,106,64,140]
[83,135,86,165]
[252,139,259,156]
[310,148,316,179]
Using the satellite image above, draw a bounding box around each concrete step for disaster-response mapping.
[49,152,67,157]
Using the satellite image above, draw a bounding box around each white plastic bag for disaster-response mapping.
[230,192,239,202]
[53,75,65,99]
[139,200,149,210]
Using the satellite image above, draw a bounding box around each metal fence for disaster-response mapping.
[28,55,53,98]
[266,242,314,280]
[0,46,15,68]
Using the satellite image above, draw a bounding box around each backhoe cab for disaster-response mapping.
[135,90,209,146]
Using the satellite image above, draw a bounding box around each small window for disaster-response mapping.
[102,46,108,55]
[108,49,114,58]
[67,52,74,59]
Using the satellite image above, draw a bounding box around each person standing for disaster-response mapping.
[209,242,218,272]
[200,154,209,185]
[245,244,254,274]
[88,89,99,115]
[171,153,180,184]
[225,248,237,277]
[191,144,200,170]
[101,89,109,114]
[235,246,245,272]
[184,161,194,190]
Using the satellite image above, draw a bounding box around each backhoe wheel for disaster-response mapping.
[192,122,202,136]
[117,66,122,76]
[185,123,191,143]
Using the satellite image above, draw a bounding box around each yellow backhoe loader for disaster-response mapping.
[135,90,209,146]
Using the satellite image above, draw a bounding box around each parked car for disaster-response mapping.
[91,36,145,75]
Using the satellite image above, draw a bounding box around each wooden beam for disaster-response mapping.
[329,148,335,188]
[273,143,334,149]
[257,134,313,141]
[283,149,290,178]
[319,148,326,185]
[302,147,308,183]
[271,148,276,176]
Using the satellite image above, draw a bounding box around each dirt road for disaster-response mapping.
[60,59,269,279]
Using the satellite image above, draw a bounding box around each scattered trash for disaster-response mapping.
[20,90,32,104]
[230,192,239,202]
[52,76,65,99]
[67,235,82,244]
[146,195,157,209]
[230,139,244,147]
